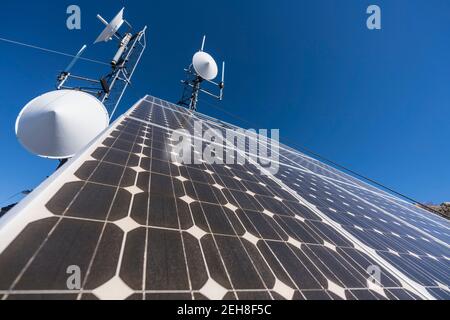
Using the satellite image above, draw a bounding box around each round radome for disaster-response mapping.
[192,51,219,80]
[16,90,109,159]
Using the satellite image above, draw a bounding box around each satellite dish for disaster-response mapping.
[193,51,219,81]
[16,90,109,159]
[94,8,125,44]
[179,36,226,111]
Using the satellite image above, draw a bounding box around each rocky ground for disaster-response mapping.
[423,203,450,219]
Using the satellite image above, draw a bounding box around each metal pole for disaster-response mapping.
[108,27,147,120]
[190,78,201,111]
[201,35,206,52]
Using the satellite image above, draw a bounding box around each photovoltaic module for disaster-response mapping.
[0,96,448,300]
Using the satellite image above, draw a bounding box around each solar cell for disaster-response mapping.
[0,95,448,300]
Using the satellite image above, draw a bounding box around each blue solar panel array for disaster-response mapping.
[0,95,448,300]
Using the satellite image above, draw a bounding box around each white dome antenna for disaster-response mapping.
[179,36,226,111]
[16,90,109,159]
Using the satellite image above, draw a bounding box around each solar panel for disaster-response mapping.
[0,95,448,300]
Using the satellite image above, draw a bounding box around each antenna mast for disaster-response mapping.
[178,36,225,111]
[56,8,147,119]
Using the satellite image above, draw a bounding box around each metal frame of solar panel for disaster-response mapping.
[0,95,448,300]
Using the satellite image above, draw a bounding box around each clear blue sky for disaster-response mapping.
[0,0,449,205]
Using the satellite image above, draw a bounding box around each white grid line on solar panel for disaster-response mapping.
[268,166,450,288]
[126,109,398,228]
[332,181,450,237]
[141,97,382,193]
[0,102,412,300]
[123,99,450,246]
[138,99,376,199]
[280,170,448,238]
[0,115,318,300]
[367,193,449,232]
[190,113,373,190]
[190,111,446,296]
[200,119,444,230]
[275,140,401,199]
[147,96,404,202]
[190,109,437,300]
[185,115,448,248]
[5,125,370,300]
[279,149,401,201]
[0,97,147,254]
[122,112,386,296]
[139,121,196,300]
[178,168,355,294]
[278,164,450,258]
[127,102,450,252]
[0,211,366,252]
[0,97,442,300]
[160,96,432,220]
[79,118,146,299]
[0,120,130,298]
[340,226,447,259]
[1,285,429,300]
[90,133,406,252]
[142,97,417,213]
[376,252,450,288]
[124,114,307,172]
[179,160,279,299]
[126,100,450,264]
[128,103,383,200]
[128,114,336,180]
[0,112,148,300]
[135,100,448,250]
[344,185,450,231]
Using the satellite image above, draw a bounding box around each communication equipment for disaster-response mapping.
[16,8,147,162]
[57,7,147,119]
[16,90,109,159]
[179,36,225,111]
[94,8,125,44]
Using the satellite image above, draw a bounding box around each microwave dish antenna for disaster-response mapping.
[178,36,225,111]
